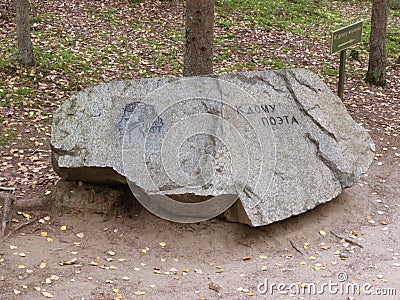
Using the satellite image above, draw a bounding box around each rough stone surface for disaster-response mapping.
[51,69,375,226]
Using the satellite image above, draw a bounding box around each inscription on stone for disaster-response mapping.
[51,69,374,227]
[234,103,299,126]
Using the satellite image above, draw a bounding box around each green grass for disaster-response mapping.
[216,0,344,30]
[0,129,17,146]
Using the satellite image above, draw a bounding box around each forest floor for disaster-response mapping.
[0,0,399,299]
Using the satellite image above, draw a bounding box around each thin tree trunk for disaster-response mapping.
[183,0,214,76]
[16,0,34,66]
[365,0,389,87]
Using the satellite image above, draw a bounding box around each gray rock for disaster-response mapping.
[51,69,374,226]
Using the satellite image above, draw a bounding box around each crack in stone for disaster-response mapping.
[288,69,321,94]
[255,75,286,93]
[276,71,339,143]
[243,185,264,209]
[305,132,353,188]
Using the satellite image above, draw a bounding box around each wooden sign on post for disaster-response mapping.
[331,21,363,99]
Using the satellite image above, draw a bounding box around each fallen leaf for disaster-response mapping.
[159,242,166,247]
[134,291,146,295]
[22,212,31,220]
[59,258,77,266]
[42,291,53,298]
[319,230,327,236]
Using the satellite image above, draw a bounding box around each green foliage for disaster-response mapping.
[15,88,31,96]
[216,0,343,31]
[390,0,400,10]
[0,129,16,146]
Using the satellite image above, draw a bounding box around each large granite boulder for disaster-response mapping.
[51,69,375,226]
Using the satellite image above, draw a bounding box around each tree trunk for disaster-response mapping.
[183,0,214,76]
[16,0,34,66]
[365,0,389,87]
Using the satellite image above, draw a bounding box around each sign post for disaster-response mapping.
[331,21,363,99]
